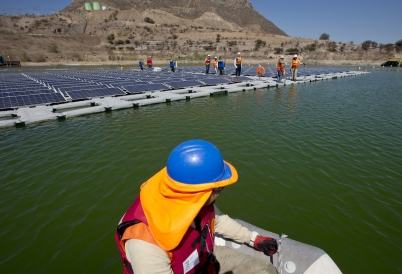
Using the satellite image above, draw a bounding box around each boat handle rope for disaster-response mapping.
[276,233,288,274]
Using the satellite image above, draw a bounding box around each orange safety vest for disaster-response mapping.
[256,66,265,75]
[235,57,242,65]
[205,58,211,66]
[213,60,218,68]
[277,59,284,72]
[291,58,299,69]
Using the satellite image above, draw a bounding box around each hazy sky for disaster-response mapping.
[1,0,401,45]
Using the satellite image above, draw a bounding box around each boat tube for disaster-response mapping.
[215,207,342,274]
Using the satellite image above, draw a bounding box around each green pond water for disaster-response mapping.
[0,68,401,273]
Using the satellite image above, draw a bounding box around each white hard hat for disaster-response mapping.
[214,56,217,59]
[149,56,152,58]
[280,55,284,59]
[208,54,210,56]
[237,52,241,55]
[294,54,298,57]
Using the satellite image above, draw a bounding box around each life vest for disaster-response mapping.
[291,58,299,69]
[116,196,216,274]
[213,60,218,68]
[205,58,211,66]
[277,59,284,72]
[170,61,175,67]
[147,58,152,66]
[256,66,265,75]
[218,61,225,69]
[235,57,242,65]
[138,61,143,67]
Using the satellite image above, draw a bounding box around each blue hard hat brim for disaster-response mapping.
[215,161,232,182]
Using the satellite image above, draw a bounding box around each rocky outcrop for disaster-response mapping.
[64,0,287,35]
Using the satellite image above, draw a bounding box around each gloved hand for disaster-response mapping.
[254,236,278,256]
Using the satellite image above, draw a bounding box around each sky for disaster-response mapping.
[1,0,401,45]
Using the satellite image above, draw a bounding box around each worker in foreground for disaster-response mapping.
[290,55,305,81]
[116,139,278,274]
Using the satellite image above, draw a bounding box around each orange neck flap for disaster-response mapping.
[139,162,237,251]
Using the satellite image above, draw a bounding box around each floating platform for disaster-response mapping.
[0,66,369,129]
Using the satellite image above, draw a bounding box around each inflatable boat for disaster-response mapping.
[215,208,342,274]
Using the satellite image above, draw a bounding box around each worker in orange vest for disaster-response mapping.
[290,55,305,81]
[213,57,219,74]
[234,52,242,77]
[277,55,285,83]
[256,64,265,77]
[205,55,211,74]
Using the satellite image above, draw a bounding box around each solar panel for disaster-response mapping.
[198,78,232,85]
[164,80,204,89]
[66,88,126,100]
[123,83,169,94]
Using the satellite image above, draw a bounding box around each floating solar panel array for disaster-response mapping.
[0,73,67,110]
[4,64,341,110]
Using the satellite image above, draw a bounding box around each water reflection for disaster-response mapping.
[287,85,297,112]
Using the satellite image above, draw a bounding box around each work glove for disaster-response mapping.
[254,236,278,256]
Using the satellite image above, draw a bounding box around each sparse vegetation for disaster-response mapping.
[144,17,155,24]
[20,52,32,62]
[305,43,317,52]
[274,47,283,54]
[327,42,337,52]
[71,53,83,61]
[286,48,299,54]
[254,39,266,50]
[49,43,58,53]
[319,33,330,40]
[34,54,46,62]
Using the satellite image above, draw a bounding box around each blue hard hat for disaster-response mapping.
[167,140,232,185]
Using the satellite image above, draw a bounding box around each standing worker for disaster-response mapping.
[218,60,225,75]
[213,57,219,74]
[234,52,242,77]
[256,64,265,77]
[147,56,153,68]
[139,60,144,71]
[116,139,278,274]
[277,55,285,83]
[170,60,177,72]
[205,54,211,74]
[290,55,305,81]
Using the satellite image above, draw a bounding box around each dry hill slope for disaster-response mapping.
[64,0,287,35]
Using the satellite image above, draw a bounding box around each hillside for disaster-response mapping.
[64,0,287,36]
[0,0,395,66]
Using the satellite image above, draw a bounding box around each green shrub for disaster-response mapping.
[319,33,330,40]
[144,17,155,24]
[286,48,299,54]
